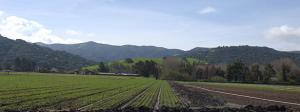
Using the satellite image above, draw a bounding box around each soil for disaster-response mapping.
[15,106,294,112]
[182,83,300,111]
[169,82,226,107]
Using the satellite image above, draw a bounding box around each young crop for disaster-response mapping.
[160,81,183,107]
[0,73,183,111]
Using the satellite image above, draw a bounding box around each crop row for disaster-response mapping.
[0,73,183,111]
[129,81,162,108]
[159,81,183,107]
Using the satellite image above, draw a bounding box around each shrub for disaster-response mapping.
[208,76,227,82]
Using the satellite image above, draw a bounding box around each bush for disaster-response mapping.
[161,71,195,81]
[268,77,280,84]
[208,76,227,82]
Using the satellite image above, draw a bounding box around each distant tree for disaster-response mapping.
[162,57,166,60]
[133,61,147,77]
[215,67,226,77]
[179,59,193,75]
[203,65,209,79]
[133,60,159,78]
[281,63,291,82]
[272,58,295,82]
[125,58,134,63]
[194,66,204,79]
[226,60,248,82]
[249,64,262,82]
[293,69,300,84]
[263,64,276,83]
[98,62,109,72]
[110,62,127,73]
[145,60,159,77]
[153,64,161,80]
[206,65,226,79]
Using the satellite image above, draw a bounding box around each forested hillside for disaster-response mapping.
[38,42,185,62]
[0,35,93,71]
[40,42,300,65]
[184,46,300,65]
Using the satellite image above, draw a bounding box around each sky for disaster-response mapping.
[0,0,300,51]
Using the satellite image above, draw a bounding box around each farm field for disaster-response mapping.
[0,72,182,111]
[179,82,300,109]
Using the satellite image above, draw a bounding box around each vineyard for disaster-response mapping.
[0,73,183,111]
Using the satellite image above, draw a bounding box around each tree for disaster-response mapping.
[110,62,127,73]
[263,64,276,83]
[272,58,295,82]
[153,64,161,80]
[281,63,291,82]
[98,62,109,72]
[133,61,148,77]
[249,64,262,82]
[226,60,249,82]
[215,67,225,77]
[125,58,134,63]
[133,60,160,78]
[179,59,193,75]
[194,66,204,79]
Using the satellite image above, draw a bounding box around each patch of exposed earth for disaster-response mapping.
[170,82,300,112]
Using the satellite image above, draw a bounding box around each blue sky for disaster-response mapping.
[0,0,300,51]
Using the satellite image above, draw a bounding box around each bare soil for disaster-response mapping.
[183,83,300,110]
[169,82,226,107]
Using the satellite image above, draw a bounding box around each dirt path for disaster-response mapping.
[153,86,161,112]
[185,85,300,108]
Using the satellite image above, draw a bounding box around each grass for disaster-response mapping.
[180,81,300,94]
[0,72,182,111]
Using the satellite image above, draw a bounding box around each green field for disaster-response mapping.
[180,81,300,94]
[0,72,182,111]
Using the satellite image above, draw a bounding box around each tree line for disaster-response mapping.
[5,56,300,84]
[160,57,300,84]
[93,58,160,79]
[93,57,300,84]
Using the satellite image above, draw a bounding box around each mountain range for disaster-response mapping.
[1,34,300,71]
[37,42,184,62]
[185,46,300,65]
[38,42,300,65]
[0,35,93,71]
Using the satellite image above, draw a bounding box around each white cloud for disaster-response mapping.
[198,6,217,15]
[65,29,81,36]
[264,25,300,42]
[0,11,4,16]
[0,15,81,44]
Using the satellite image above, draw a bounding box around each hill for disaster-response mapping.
[39,41,300,65]
[0,35,93,71]
[289,51,300,54]
[184,46,300,65]
[37,42,185,62]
